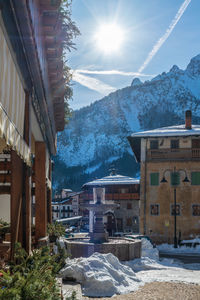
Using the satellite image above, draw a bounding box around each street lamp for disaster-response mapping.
[160,167,190,248]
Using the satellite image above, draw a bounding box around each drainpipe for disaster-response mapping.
[143,139,147,235]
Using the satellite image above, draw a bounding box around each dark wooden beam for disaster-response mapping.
[23,91,32,254]
[35,142,47,242]
[0,186,10,194]
[10,150,23,259]
[47,159,52,224]
[0,161,11,171]
[0,174,11,183]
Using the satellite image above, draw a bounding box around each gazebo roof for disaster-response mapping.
[83,174,139,188]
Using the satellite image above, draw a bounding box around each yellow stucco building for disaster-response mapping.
[128,111,200,244]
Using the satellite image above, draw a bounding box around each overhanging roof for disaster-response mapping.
[83,174,139,188]
[129,124,200,138]
[127,124,200,162]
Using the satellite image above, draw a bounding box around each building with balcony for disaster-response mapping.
[52,189,83,221]
[52,198,73,221]
[128,111,200,244]
[0,0,66,258]
[82,173,140,234]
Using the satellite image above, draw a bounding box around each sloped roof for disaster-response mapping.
[83,174,139,187]
[127,124,200,162]
[129,124,200,138]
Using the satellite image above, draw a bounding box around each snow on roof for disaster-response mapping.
[130,124,200,138]
[52,198,72,205]
[57,216,82,222]
[83,174,140,187]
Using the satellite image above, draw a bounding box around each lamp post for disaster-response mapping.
[160,167,190,248]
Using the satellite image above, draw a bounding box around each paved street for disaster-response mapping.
[159,251,200,264]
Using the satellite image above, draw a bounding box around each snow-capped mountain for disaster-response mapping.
[53,54,200,191]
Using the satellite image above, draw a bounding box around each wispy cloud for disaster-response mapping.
[72,69,154,94]
[138,0,191,73]
[72,0,191,94]
[75,69,154,77]
[73,71,116,95]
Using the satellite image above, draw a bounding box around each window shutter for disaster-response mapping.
[191,172,200,185]
[150,173,159,186]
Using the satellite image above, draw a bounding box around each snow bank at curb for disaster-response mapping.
[60,252,141,297]
[158,241,200,253]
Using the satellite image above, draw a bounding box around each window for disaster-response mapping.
[171,172,180,186]
[150,173,159,186]
[150,204,159,216]
[121,188,128,193]
[171,204,181,216]
[192,139,200,148]
[171,139,179,149]
[126,218,132,226]
[191,172,200,185]
[133,216,139,224]
[127,203,132,210]
[192,205,200,216]
[150,140,158,149]
[117,218,123,231]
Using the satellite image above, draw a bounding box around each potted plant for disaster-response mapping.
[47,222,65,243]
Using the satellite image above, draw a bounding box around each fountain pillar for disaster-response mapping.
[89,187,108,243]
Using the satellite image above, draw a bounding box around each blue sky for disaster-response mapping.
[67,0,200,110]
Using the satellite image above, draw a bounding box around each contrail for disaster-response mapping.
[138,0,191,73]
[74,69,154,77]
[72,69,154,94]
[73,71,116,95]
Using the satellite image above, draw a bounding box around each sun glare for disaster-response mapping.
[94,23,124,54]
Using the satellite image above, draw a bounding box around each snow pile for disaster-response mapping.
[124,238,161,272]
[60,252,141,297]
[141,238,159,260]
[124,256,164,272]
[60,238,200,297]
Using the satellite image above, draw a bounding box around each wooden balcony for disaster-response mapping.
[147,148,200,161]
[83,193,140,201]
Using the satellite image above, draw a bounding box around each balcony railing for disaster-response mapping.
[81,193,140,201]
[147,148,200,161]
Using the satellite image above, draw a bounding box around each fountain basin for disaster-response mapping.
[64,237,141,261]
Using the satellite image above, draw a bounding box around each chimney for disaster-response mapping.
[185,110,192,129]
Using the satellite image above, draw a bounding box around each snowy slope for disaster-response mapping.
[54,55,200,190]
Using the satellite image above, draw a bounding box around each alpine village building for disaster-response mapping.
[128,111,200,245]
[81,172,140,235]
[0,0,66,259]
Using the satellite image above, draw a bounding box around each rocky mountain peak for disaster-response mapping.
[186,54,200,76]
[131,78,142,87]
[169,65,181,73]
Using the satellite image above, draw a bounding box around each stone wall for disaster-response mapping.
[65,238,141,261]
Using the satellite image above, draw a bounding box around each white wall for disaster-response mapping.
[0,194,10,222]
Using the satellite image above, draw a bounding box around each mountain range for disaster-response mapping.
[53,54,200,191]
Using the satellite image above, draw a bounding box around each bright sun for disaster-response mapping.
[94,23,124,54]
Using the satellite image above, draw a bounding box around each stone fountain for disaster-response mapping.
[64,187,141,261]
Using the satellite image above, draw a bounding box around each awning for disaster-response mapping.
[0,103,31,166]
[0,25,31,165]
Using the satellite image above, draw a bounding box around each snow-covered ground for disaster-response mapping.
[60,239,200,297]
[157,238,200,253]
